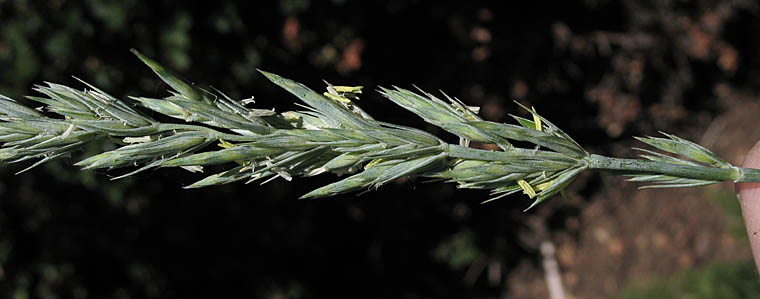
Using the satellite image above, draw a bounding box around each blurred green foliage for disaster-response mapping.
[619,261,760,299]
[707,188,750,241]
[434,230,480,270]
[618,189,760,298]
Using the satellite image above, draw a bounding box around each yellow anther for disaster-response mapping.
[534,180,554,191]
[331,85,363,94]
[323,92,353,104]
[364,158,384,170]
[218,139,236,149]
[517,179,537,198]
[531,107,542,132]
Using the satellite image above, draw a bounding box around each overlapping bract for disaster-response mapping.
[3,50,744,209]
[628,133,731,188]
[0,50,594,208]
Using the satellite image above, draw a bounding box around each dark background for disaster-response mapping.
[2,0,760,298]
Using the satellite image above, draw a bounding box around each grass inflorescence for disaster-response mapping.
[1,50,759,210]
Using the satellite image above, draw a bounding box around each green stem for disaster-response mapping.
[586,154,760,183]
[741,168,760,183]
[445,144,579,163]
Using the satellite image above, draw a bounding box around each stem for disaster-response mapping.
[742,168,760,183]
[446,144,578,163]
[587,154,760,183]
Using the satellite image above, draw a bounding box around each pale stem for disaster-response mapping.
[586,154,760,183]
[446,145,760,183]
